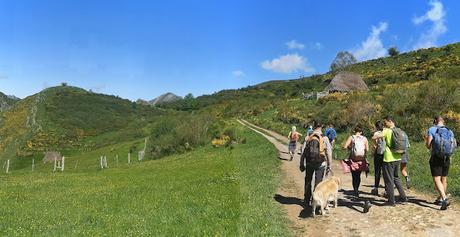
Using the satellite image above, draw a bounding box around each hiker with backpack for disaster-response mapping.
[342,126,369,197]
[371,121,385,196]
[425,115,457,210]
[325,124,337,148]
[299,120,333,208]
[288,126,302,161]
[374,115,408,206]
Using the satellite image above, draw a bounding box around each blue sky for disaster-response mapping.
[0,0,459,100]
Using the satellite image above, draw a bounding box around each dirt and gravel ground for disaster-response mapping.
[239,119,459,237]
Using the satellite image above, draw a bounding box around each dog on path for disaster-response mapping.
[312,176,340,217]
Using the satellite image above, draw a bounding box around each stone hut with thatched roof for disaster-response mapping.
[325,71,369,93]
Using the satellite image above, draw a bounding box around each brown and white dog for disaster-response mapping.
[312,176,340,217]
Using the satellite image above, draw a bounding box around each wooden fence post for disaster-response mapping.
[32,159,35,171]
[61,157,65,171]
[6,159,10,173]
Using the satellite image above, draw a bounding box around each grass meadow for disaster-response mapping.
[0,123,290,236]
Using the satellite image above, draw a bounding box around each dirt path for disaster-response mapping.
[238,119,460,237]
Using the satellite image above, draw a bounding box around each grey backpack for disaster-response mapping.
[376,137,386,155]
[391,127,408,154]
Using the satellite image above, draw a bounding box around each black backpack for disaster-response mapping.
[301,134,326,165]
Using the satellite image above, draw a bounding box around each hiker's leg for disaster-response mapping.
[351,171,361,193]
[382,162,395,203]
[393,161,406,199]
[433,176,447,200]
[441,160,450,194]
[356,171,362,190]
[441,176,447,194]
[304,166,315,204]
[374,154,383,189]
[314,165,326,188]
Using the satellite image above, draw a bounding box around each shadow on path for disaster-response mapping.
[274,194,303,207]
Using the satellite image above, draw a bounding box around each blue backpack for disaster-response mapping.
[432,127,456,158]
[326,128,336,143]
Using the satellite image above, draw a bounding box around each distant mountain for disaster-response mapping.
[0,92,19,112]
[149,93,182,106]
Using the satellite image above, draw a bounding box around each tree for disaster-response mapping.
[388,47,400,57]
[61,82,68,86]
[184,93,194,100]
[330,51,357,71]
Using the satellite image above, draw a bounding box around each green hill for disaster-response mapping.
[161,42,460,141]
[0,86,164,161]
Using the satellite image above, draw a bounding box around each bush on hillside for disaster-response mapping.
[146,113,218,159]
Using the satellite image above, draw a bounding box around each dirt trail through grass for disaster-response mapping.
[238,119,460,237]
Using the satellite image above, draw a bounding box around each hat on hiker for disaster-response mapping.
[292,126,297,132]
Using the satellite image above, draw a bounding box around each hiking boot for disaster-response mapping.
[441,198,450,210]
[370,188,378,196]
[363,201,372,213]
[405,176,411,189]
[398,197,409,203]
[386,201,396,207]
[354,190,360,198]
[434,198,442,206]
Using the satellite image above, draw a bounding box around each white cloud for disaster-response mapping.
[286,40,305,50]
[312,42,323,50]
[261,54,314,74]
[353,22,388,61]
[232,70,246,77]
[412,0,447,49]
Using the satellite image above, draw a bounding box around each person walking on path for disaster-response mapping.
[401,134,411,189]
[375,115,408,206]
[371,121,385,196]
[299,120,332,208]
[342,126,369,197]
[325,124,337,148]
[288,126,302,161]
[426,115,457,210]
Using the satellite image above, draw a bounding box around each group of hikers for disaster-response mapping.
[287,115,457,213]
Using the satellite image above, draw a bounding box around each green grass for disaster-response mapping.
[0,122,290,236]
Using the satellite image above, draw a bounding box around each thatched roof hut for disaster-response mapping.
[325,71,368,93]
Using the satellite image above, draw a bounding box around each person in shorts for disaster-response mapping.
[426,115,456,210]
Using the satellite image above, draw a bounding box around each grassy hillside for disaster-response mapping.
[161,42,460,141]
[159,42,460,197]
[0,122,289,236]
[0,86,166,163]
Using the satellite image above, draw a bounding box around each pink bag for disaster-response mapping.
[341,159,369,173]
[340,160,351,173]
